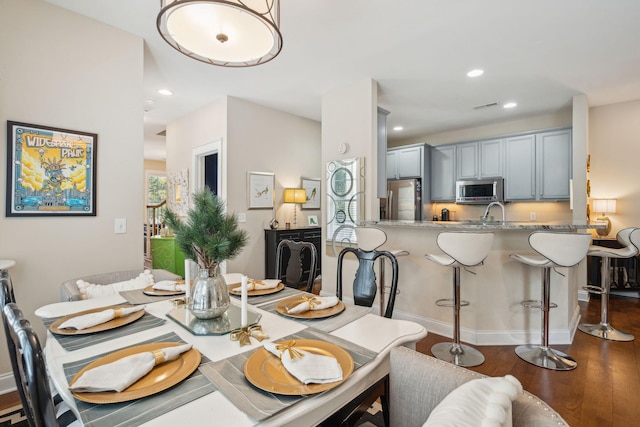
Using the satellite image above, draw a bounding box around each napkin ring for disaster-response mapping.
[230,325,269,347]
[113,308,123,318]
[302,296,318,309]
[152,349,165,365]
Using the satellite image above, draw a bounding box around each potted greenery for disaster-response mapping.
[163,188,248,319]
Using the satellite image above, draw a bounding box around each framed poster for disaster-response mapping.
[248,171,274,209]
[301,177,320,210]
[6,121,97,216]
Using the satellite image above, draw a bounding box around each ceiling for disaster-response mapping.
[45,0,640,161]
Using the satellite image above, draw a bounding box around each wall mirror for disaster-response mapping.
[326,157,365,256]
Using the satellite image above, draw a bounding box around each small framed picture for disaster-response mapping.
[308,215,318,226]
[248,171,274,209]
[301,177,320,210]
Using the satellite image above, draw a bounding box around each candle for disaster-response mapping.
[241,275,248,327]
[184,259,191,301]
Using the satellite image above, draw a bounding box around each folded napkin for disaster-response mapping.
[286,296,340,314]
[59,306,145,330]
[69,343,192,393]
[264,341,342,385]
[232,279,280,292]
[152,280,186,292]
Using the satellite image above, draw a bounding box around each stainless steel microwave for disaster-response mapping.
[455,178,504,204]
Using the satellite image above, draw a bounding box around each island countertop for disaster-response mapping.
[360,219,605,231]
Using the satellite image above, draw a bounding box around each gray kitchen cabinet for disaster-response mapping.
[456,138,503,180]
[504,129,572,201]
[537,129,572,200]
[431,144,456,201]
[387,145,423,179]
[456,142,478,180]
[504,134,536,200]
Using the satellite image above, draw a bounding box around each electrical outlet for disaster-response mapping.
[236,212,247,223]
[114,218,127,234]
[530,212,537,221]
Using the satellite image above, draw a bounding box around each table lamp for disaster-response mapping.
[283,188,306,227]
[593,199,616,237]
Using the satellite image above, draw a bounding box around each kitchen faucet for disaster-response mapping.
[482,201,505,223]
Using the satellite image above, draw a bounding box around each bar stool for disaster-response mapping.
[425,232,494,367]
[510,232,592,371]
[579,227,640,341]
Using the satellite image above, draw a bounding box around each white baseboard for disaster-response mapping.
[578,289,590,302]
[0,372,17,395]
[393,307,578,346]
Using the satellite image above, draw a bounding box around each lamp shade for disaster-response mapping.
[593,199,617,214]
[157,0,282,67]
[283,188,306,204]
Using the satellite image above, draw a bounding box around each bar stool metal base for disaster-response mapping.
[515,345,577,371]
[578,323,634,341]
[431,342,485,367]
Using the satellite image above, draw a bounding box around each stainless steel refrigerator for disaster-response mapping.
[380,178,422,220]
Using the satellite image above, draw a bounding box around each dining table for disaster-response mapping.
[35,284,427,427]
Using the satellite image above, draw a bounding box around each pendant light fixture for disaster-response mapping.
[157,0,282,67]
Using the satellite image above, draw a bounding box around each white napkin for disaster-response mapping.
[264,341,343,385]
[232,279,280,292]
[152,280,186,292]
[286,296,340,314]
[59,306,145,330]
[69,344,193,393]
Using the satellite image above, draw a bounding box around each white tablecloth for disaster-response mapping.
[38,292,427,426]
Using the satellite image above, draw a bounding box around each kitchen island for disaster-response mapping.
[357,220,604,346]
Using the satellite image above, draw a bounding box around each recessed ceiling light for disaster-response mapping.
[393,126,404,131]
[157,89,173,96]
[467,69,484,77]
[503,102,517,109]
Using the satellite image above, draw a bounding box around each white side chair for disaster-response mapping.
[579,227,640,341]
[425,232,494,367]
[510,232,592,371]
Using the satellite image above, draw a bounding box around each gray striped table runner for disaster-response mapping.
[199,327,377,421]
[43,309,167,352]
[62,332,217,427]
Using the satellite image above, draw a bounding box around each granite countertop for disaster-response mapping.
[360,219,605,230]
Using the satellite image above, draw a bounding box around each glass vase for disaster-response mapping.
[189,266,230,319]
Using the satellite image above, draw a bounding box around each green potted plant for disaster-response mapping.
[163,188,248,319]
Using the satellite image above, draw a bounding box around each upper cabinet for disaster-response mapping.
[430,144,456,201]
[456,138,503,180]
[504,129,572,201]
[387,145,424,180]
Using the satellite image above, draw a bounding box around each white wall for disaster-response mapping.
[321,79,378,297]
[0,0,144,381]
[390,109,573,147]
[165,96,321,279]
[589,99,640,234]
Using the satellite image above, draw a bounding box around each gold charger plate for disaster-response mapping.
[275,296,345,319]
[49,305,145,336]
[244,339,354,395]
[228,282,284,297]
[142,284,185,296]
[69,342,201,404]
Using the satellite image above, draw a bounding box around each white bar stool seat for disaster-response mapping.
[579,227,640,341]
[510,232,592,371]
[425,232,494,367]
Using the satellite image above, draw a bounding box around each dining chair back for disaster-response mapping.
[3,302,59,426]
[275,239,318,292]
[1,270,33,426]
[336,227,399,318]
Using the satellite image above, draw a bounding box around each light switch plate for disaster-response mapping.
[236,212,247,223]
[114,218,127,234]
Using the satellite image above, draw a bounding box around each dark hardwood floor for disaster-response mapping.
[416,294,640,426]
